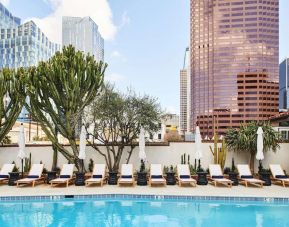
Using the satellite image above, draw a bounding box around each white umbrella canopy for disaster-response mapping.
[139,127,146,160]
[17,124,26,159]
[195,126,203,160]
[78,125,86,160]
[256,127,264,160]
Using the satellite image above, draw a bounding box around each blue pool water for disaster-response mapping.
[0,197,289,227]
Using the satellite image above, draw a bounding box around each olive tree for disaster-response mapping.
[85,84,162,172]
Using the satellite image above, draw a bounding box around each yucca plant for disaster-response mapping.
[225,121,281,172]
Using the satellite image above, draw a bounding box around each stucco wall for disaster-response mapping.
[0,142,288,173]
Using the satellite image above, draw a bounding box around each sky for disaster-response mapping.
[1,0,289,114]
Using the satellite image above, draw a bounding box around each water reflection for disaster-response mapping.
[0,200,288,226]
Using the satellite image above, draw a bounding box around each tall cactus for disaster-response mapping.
[26,45,107,170]
[0,68,26,143]
[209,136,227,169]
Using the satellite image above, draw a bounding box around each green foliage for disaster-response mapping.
[32,135,48,141]
[86,84,162,172]
[88,158,94,172]
[26,45,106,170]
[24,153,32,173]
[0,135,11,145]
[12,161,19,172]
[189,164,197,175]
[139,159,146,173]
[163,165,176,173]
[225,121,281,170]
[0,68,27,143]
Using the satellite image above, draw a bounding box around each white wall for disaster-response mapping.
[0,142,288,173]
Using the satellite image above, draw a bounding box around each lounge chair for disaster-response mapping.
[16,164,44,187]
[50,164,75,187]
[237,164,264,188]
[209,164,232,187]
[0,164,15,183]
[85,164,106,186]
[269,164,289,187]
[118,164,135,186]
[176,164,196,187]
[149,164,166,186]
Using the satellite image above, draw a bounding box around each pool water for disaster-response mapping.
[0,197,288,227]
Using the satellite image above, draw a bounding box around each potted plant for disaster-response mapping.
[8,161,20,186]
[228,158,238,186]
[137,159,147,186]
[165,165,176,185]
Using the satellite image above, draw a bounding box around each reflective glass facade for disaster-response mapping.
[0,21,60,68]
[0,2,20,28]
[190,0,279,136]
[279,58,289,110]
[180,47,191,134]
[62,16,104,62]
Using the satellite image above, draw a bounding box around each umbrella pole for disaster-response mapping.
[21,159,24,178]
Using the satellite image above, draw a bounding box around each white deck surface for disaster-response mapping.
[0,183,289,198]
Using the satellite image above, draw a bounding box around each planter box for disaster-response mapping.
[165,172,176,185]
[8,172,19,186]
[137,172,147,186]
[108,172,118,185]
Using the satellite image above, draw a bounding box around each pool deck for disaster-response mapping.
[0,183,289,198]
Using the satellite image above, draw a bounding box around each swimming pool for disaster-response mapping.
[0,195,288,227]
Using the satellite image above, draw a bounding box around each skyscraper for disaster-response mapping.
[0,21,60,69]
[62,16,104,62]
[0,2,20,28]
[279,58,289,111]
[0,3,60,124]
[190,0,279,136]
[180,47,191,134]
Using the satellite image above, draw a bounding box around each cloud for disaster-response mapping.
[105,73,125,82]
[119,11,130,29]
[27,0,117,44]
[110,50,127,62]
[0,0,9,6]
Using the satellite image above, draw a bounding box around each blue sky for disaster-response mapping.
[2,0,289,114]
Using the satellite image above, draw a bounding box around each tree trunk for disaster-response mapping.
[52,144,58,171]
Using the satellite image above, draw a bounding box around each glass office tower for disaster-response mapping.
[0,2,20,28]
[0,21,60,68]
[62,16,104,62]
[190,0,279,136]
[279,58,289,111]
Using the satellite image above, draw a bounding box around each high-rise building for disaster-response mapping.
[180,47,191,134]
[0,21,60,68]
[0,4,60,125]
[279,58,289,111]
[190,0,279,137]
[62,16,104,62]
[0,2,20,28]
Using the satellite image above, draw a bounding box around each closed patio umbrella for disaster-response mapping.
[195,126,203,160]
[256,127,264,171]
[78,125,86,173]
[195,126,203,170]
[17,123,26,178]
[138,127,146,161]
